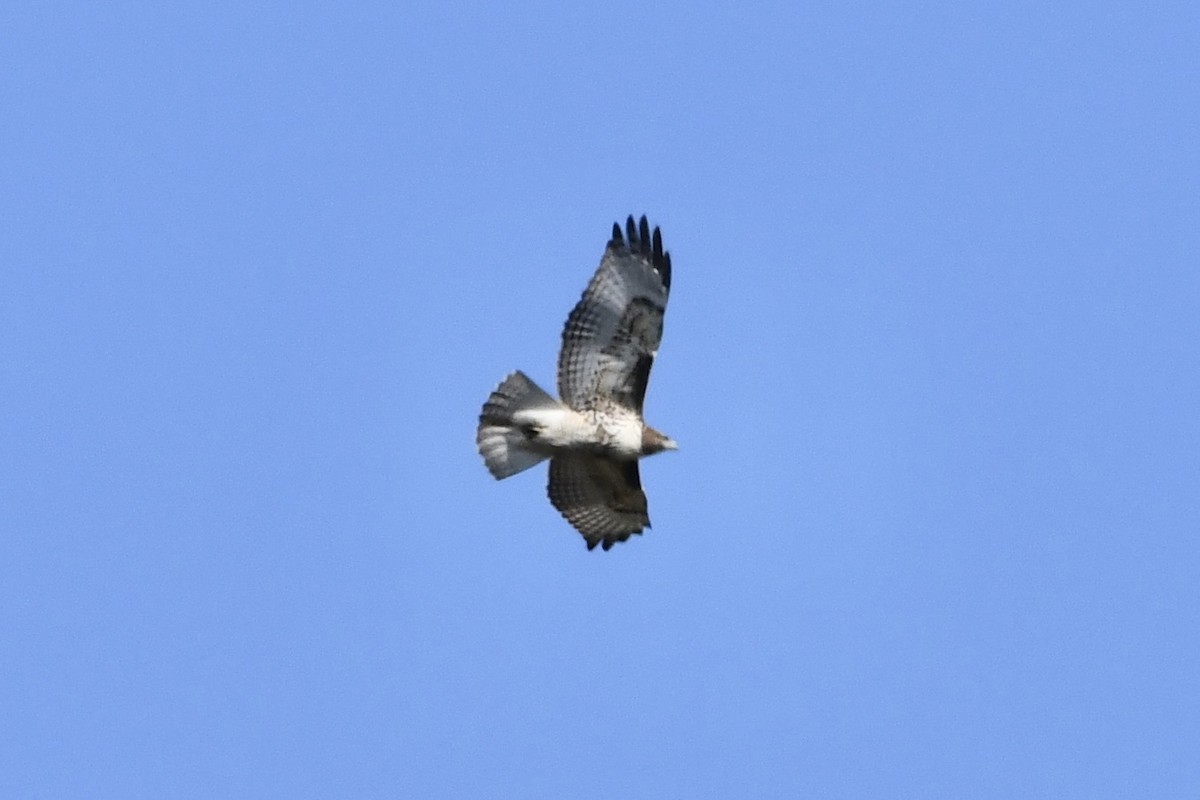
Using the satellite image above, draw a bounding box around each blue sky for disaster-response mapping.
[3,2,1198,797]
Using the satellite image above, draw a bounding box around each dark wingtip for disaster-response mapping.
[602,538,615,551]
[586,539,599,551]
[610,214,671,291]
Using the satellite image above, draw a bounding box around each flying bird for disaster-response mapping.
[476,215,677,550]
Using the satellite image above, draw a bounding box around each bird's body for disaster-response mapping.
[476,215,676,550]
[511,402,646,458]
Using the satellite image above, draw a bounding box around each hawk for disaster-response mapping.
[476,215,677,550]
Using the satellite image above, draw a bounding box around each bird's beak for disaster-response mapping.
[662,438,678,451]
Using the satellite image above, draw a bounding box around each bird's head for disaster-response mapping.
[641,426,678,455]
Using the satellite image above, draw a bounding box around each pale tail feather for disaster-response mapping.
[476,371,560,479]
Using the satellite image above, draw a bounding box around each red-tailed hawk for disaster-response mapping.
[477,215,676,550]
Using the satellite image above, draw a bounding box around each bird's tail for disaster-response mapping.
[476,371,560,479]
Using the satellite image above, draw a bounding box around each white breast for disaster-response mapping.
[596,409,644,458]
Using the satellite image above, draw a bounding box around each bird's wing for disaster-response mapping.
[557,215,671,413]
[547,454,650,551]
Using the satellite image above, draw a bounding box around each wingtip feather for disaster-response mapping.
[608,214,672,291]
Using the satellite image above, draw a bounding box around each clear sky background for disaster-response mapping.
[3,2,1198,798]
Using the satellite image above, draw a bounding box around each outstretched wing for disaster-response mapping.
[547,455,650,551]
[557,215,671,413]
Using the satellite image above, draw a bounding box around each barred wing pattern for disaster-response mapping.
[556,215,672,414]
[547,455,649,551]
